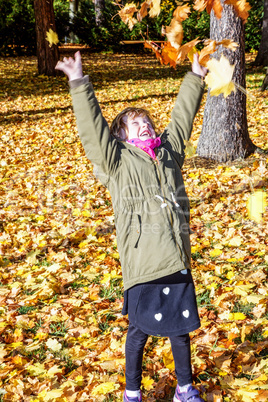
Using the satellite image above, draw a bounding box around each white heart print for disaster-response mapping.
[181,269,188,275]
[154,313,162,321]
[163,287,170,295]
[182,310,190,318]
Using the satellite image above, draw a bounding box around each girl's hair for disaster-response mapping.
[110,107,156,140]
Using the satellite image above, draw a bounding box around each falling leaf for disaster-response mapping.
[194,0,223,18]
[188,46,199,63]
[247,191,266,223]
[224,0,251,23]
[45,29,59,47]
[199,40,217,66]
[173,4,191,22]
[217,39,239,51]
[137,0,150,21]
[165,19,183,50]
[205,54,236,97]
[149,0,161,17]
[194,0,208,12]
[177,38,201,64]
[119,3,138,30]
[184,140,196,158]
[154,41,180,69]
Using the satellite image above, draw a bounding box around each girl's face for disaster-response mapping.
[122,115,156,141]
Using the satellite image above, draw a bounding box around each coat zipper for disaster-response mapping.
[153,157,191,266]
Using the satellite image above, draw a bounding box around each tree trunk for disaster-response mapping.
[34,0,60,76]
[69,0,79,43]
[95,0,105,27]
[254,0,268,66]
[196,0,256,162]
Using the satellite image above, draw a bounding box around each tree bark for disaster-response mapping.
[196,0,256,162]
[254,0,268,66]
[95,0,105,27]
[69,0,79,43]
[34,0,60,76]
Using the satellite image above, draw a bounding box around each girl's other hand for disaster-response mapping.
[55,51,83,81]
[192,53,208,78]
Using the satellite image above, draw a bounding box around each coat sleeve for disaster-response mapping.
[69,76,121,186]
[163,72,205,167]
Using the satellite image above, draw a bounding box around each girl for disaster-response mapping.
[56,52,207,402]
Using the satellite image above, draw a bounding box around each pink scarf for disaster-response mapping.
[127,137,161,160]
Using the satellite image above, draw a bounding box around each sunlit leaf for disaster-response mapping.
[45,29,59,47]
[247,191,266,223]
[91,382,120,395]
[224,0,251,23]
[205,54,236,97]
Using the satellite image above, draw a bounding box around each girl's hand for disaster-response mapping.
[55,51,83,81]
[192,53,208,78]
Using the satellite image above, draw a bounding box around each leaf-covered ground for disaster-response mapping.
[0,51,267,402]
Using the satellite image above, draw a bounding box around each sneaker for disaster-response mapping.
[123,390,142,402]
[173,385,204,402]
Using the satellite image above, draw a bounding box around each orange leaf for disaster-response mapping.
[173,4,191,22]
[165,18,183,49]
[137,0,150,22]
[194,0,222,18]
[118,3,138,30]
[207,0,223,18]
[144,41,163,64]
[199,39,217,66]
[161,42,179,68]
[217,39,239,51]
[194,0,207,12]
[212,0,223,18]
[177,38,201,64]
[224,0,251,23]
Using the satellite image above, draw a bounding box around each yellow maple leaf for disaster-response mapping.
[177,38,201,64]
[142,375,154,390]
[43,389,64,401]
[91,381,120,396]
[27,363,46,377]
[205,54,236,97]
[210,248,222,257]
[75,375,84,386]
[188,46,199,63]
[163,348,175,370]
[247,190,266,223]
[229,312,247,320]
[45,29,59,47]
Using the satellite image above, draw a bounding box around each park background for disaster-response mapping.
[0,0,268,401]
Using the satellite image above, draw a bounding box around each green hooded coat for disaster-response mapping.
[70,73,205,290]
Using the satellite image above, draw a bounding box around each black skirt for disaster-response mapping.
[122,269,200,337]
